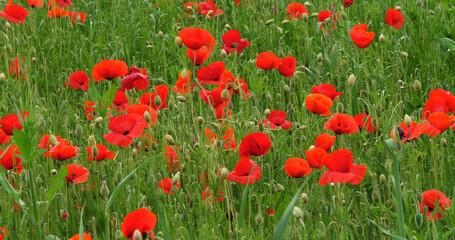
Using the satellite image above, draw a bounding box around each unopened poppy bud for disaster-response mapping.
[221,89,230,100]
[264,109,271,117]
[175,36,183,48]
[75,124,83,135]
[2,33,8,42]
[397,79,404,86]
[158,31,164,39]
[317,53,323,62]
[299,125,308,130]
[220,167,229,180]
[32,57,36,63]
[177,96,187,103]
[404,114,412,127]
[206,10,214,16]
[88,135,96,146]
[220,49,227,58]
[95,117,103,124]
[308,145,315,150]
[366,170,374,181]
[240,53,245,59]
[348,74,356,87]
[275,183,284,192]
[133,230,143,240]
[255,214,264,225]
[380,174,386,185]
[50,135,59,146]
[265,19,274,25]
[282,19,291,24]
[131,149,137,158]
[301,193,308,203]
[301,13,309,22]
[92,146,99,157]
[258,122,265,132]
[400,52,408,58]
[143,111,151,123]
[51,169,57,176]
[336,102,344,113]
[165,134,175,145]
[100,180,109,197]
[186,6,194,12]
[441,138,447,147]
[197,116,204,125]
[147,45,154,49]
[0,73,5,83]
[210,122,220,129]
[429,10,435,15]
[379,34,385,43]
[6,22,11,29]
[172,172,180,185]
[395,6,401,10]
[225,24,231,30]
[413,80,421,91]
[293,207,303,218]
[311,12,319,17]
[154,96,162,107]
[151,141,158,151]
[284,84,290,92]
[276,26,283,34]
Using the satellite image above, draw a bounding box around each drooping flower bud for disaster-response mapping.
[100,180,110,198]
[220,167,229,180]
[301,193,308,203]
[404,114,412,127]
[165,134,175,145]
[133,230,143,240]
[175,36,183,48]
[172,172,180,185]
[348,74,356,87]
[293,207,303,218]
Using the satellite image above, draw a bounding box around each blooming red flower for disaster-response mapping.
[47,6,70,18]
[256,52,281,70]
[261,110,292,129]
[204,126,237,150]
[278,56,297,77]
[68,11,86,24]
[343,0,353,7]
[227,158,261,185]
[173,70,195,95]
[421,91,455,120]
[305,147,327,169]
[27,0,44,7]
[159,178,179,194]
[0,129,11,144]
[68,233,92,240]
[178,28,214,50]
[0,144,23,173]
[305,94,333,116]
[121,208,157,239]
[91,60,128,81]
[197,61,226,84]
[354,114,379,133]
[420,112,455,136]
[429,89,455,113]
[390,121,429,143]
[318,11,339,33]
[324,113,359,135]
[385,7,404,29]
[0,111,30,136]
[111,91,130,113]
[201,188,224,203]
[139,85,169,110]
[9,56,26,79]
[200,88,232,119]
[103,113,147,147]
[83,101,97,121]
[239,132,271,158]
[65,71,90,91]
[221,30,251,54]
[266,207,275,216]
[312,83,342,101]
[65,164,89,183]
[38,134,70,156]
[86,144,115,161]
[44,141,79,161]
[0,227,8,240]
[284,158,312,178]
[287,3,308,19]
[165,146,180,173]
[199,0,223,17]
[0,4,29,24]
[314,133,335,151]
[350,24,375,48]
[55,0,72,7]
[120,66,149,91]
[319,149,367,185]
[127,104,158,127]
[217,73,250,99]
[187,47,211,66]
[419,190,452,221]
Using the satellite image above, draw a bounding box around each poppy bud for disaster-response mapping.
[301,193,308,203]
[90,123,95,131]
[75,124,83,136]
[206,10,214,16]
[304,2,312,7]
[32,57,36,63]
[255,214,264,225]
[88,135,96,146]
[429,10,435,15]
[100,180,109,198]
[366,170,374,181]
[197,117,204,125]
[172,172,180,185]
[276,26,283,34]
[143,111,151,123]
[404,114,412,127]
[133,230,143,240]
[284,84,291,92]
[151,141,158,151]
[311,12,319,17]
[395,6,401,10]
[225,24,231,30]
[397,79,404,87]
[413,80,421,91]
[379,34,385,43]
[175,36,183,48]
[165,134,175,145]
[264,109,271,117]
[275,183,284,192]
[293,207,303,218]
[158,31,164,39]
[348,74,356,87]
[265,19,274,25]
[308,145,315,150]
[258,122,265,132]
[50,135,59,146]
[62,210,68,219]
[131,149,137,158]
[380,174,386,185]
[399,52,408,59]
[220,167,229,180]
[6,22,11,29]
[0,73,5,83]
[441,138,447,147]
[220,49,227,58]
[336,102,344,113]
[92,146,99,157]
[2,33,8,42]
[51,169,57,176]
[317,53,323,62]
[154,95,162,107]
[95,117,103,124]
[282,19,290,24]
[186,6,194,12]
[147,45,154,49]
[221,89,230,100]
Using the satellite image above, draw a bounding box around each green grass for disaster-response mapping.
[0,0,455,239]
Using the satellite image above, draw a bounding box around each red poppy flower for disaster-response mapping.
[200,88,232,119]
[122,208,157,239]
[0,144,23,173]
[227,158,261,185]
[178,28,214,50]
[343,0,353,7]
[187,47,211,66]
[159,178,179,194]
[239,132,271,158]
[390,121,428,143]
[314,133,335,151]
[199,0,223,17]
[86,144,115,161]
[305,94,333,116]
[324,113,359,135]
[422,96,449,120]
[55,0,72,7]
[0,111,30,136]
[256,52,282,70]
[27,0,44,7]
[205,128,217,148]
[284,158,312,178]
[165,146,180,173]
[83,101,97,121]
[419,190,452,221]
[385,7,404,29]
[305,147,327,169]
[201,189,225,203]
[68,11,86,24]
[103,113,147,147]
[47,6,70,18]
[197,61,226,84]
[312,83,342,101]
[65,164,89,183]
[0,4,29,24]
[350,24,375,48]
[173,70,195,95]
[287,3,308,20]
[120,66,149,91]
[354,114,379,133]
[38,134,70,153]
[217,73,250,99]
[0,129,11,144]
[127,104,158,127]
[136,134,157,152]
[278,56,297,77]
[111,91,130,113]
[0,227,8,240]
[44,141,79,161]
[9,56,26,80]
[319,149,367,185]
[91,60,128,81]
[266,207,275,216]
[420,112,455,136]
[204,127,237,150]
[65,71,89,91]
[139,85,169,110]
[68,233,92,240]
[221,30,251,54]
[318,11,339,32]
[261,110,292,129]
[429,89,455,113]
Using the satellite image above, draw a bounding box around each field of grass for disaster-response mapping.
[1,0,455,239]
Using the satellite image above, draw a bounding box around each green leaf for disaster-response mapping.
[79,205,85,240]
[88,79,100,103]
[441,38,455,51]
[13,128,32,161]
[46,166,69,202]
[369,220,406,240]
[250,76,265,92]
[0,172,24,207]
[101,84,117,110]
